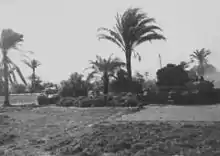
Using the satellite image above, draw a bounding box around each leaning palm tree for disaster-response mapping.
[97,7,166,80]
[23,59,41,93]
[0,29,27,106]
[190,48,211,77]
[85,54,125,105]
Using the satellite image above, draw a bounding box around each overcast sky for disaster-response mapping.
[0,0,219,83]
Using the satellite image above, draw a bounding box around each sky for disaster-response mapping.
[0,0,220,84]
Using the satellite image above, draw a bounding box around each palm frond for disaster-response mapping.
[135,25,163,39]
[0,29,24,50]
[97,34,125,51]
[8,74,14,85]
[133,50,142,61]
[135,33,166,46]
[11,70,17,84]
[86,70,99,82]
[7,57,27,85]
[15,66,27,85]
[138,18,156,27]
[190,48,211,65]
[98,27,124,47]
[87,54,125,80]
[22,59,32,68]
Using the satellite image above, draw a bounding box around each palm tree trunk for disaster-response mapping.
[32,68,36,93]
[103,74,109,106]
[3,50,10,107]
[125,52,132,81]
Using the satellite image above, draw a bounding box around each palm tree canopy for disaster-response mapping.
[0,29,23,51]
[190,48,211,65]
[190,48,211,77]
[98,7,166,60]
[0,29,27,86]
[86,54,125,80]
[23,59,41,69]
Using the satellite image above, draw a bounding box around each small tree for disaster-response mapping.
[59,72,88,97]
[11,84,26,94]
[190,48,211,77]
[23,59,41,93]
[86,54,125,105]
[110,69,142,93]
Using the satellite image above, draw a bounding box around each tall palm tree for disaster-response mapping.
[23,59,41,93]
[0,29,26,106]
[97,7,166,80]
[86,54,125,105]
[190,48,211,77]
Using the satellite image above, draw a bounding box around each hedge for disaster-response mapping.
[142,90,219,105]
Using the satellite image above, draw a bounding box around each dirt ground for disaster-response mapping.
[120,104,220,121]
[2,105,220,155]
[0,106,136,156]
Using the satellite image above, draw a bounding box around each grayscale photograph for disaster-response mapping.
[0,0,220,155]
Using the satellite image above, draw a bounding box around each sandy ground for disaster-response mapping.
[119,104,220,121]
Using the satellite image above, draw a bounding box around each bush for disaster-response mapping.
[78,98,93,107]
[142,91,169,104]
[56,96,106,108]
[142,86,218,106]
[57,97,76,107]
[37,94,50,105]
[214,88,220,103]
[126,97,139,107]
[169,91,217,105]
[49,94,60,104]
[56,94,143,108]
[110,93,141,107]
[80,96,105,107]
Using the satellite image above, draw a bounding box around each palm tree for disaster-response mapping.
[86,54,125,105]
[190,48,211,77]
[144,72,149,80]
[97,7,166,80]
[23,59,41,93]
[0,29,26,106]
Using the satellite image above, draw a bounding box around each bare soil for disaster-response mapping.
[2,105,220,156]
[0,106,136,156]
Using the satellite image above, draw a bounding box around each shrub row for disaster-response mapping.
[37,89,220,107]
[142,89,220,105]
[56,94,142,108]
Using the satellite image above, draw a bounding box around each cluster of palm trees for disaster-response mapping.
[86,7,166,104]
[0,7,215,106]
[97,7,166,81]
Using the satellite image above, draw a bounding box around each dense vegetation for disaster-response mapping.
[0,7,219,108]
[1,5,220,156]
